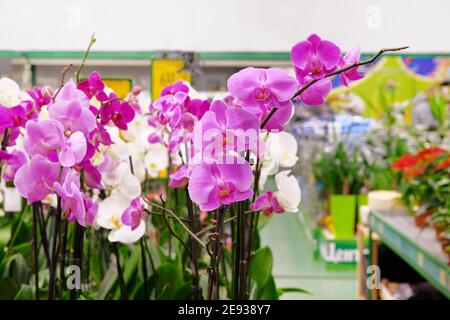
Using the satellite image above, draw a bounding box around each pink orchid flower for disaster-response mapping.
[188,156,253,211]
[168,164,190,188]
[100,93,135,130]
[250,191,284,216]
[228,67,298,110]
[1,150,27,182]
[53,169,86,226]
[161,80,189,96]
[48,81,96,136]
[83,194,98,226]
[77,71,108,102]
[14,154,59,204]
[192,100,260,155]
[121,198,146,231]
[339,46,364,86]
[291,34,341,106]
[23,120,65,160]
[58,131,87,167]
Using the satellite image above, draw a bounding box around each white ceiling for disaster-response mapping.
[0,0,448,53]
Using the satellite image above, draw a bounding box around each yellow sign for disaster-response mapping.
[103,79,132,99]
[151,59,191,100]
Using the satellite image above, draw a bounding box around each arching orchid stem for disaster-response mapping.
[195,210,254,237]
[112,242,128,300]
[32,202,40,300]
[259,46,409,129]
[75,33,96,83]
[52,64,73,102]
[143,208,190,223]
[290,46,409,101]
[160,205,194,262]
[147,200,208,252]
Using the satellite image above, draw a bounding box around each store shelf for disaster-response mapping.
[369,210,450,299]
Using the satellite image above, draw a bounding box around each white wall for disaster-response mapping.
[0,0,449,53]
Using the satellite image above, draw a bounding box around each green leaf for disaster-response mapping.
[172,282,193,300]
[0,277,19,299]
[256,275,279,300]
[96,264,118,300]
[14,284,33,300]
[152,263,182,299]
[277,287,313,297]
[3,253,30,285]
[250,247,273,289]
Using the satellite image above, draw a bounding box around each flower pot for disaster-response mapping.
[330,194,357,239]
[414,210,432,228]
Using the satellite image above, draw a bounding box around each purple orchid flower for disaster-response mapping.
[14,154,59,203]
[250,191,284,216]
[77,71,108,102]
[58,131,87,167]
[121,198,146,231]
[168,164,190,188]
[83,194,98,226]
[161,80,189,96]
[48,81,96,136]
[186,98,210,120]
[27,86,53,109]
[228,67,298,110]
[53,169,86,226]
[77,161,103,190]
[290,34,341,106]
[339,46,364,86]
[100,93,135,130]
[188,156,253,211]
[192,100,260,155]
[0,104,27,130]
[23,119,65,160]
[1,149,27,182]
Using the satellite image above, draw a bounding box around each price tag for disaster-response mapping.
[151,59,191,100]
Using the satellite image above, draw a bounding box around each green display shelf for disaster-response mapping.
[369,211,450,299]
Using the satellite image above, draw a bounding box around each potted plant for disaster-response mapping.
[393,147,450,228]
[314,141,369,239]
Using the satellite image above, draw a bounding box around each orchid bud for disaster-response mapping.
[132,85,142,96]
[41,86,54,99]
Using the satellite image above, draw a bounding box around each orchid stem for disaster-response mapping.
[185,188,202,300]
[139,238,149,298]
[52,64,73,102]
[75,33,96,83]
[48,199,61,300]
[112,242,128,300]
[70,222,84,300]
[32,202,40,300]
[260,46,409,128]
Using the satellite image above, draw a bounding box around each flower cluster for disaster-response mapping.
[392,147,449,178]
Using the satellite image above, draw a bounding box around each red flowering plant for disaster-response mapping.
[393,147,450,236]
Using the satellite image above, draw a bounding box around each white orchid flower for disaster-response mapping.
[96,192,145,244]
[0,78,20,107]
[144,143,169,178]
[274,170,301,213]
[266,131,299,169]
